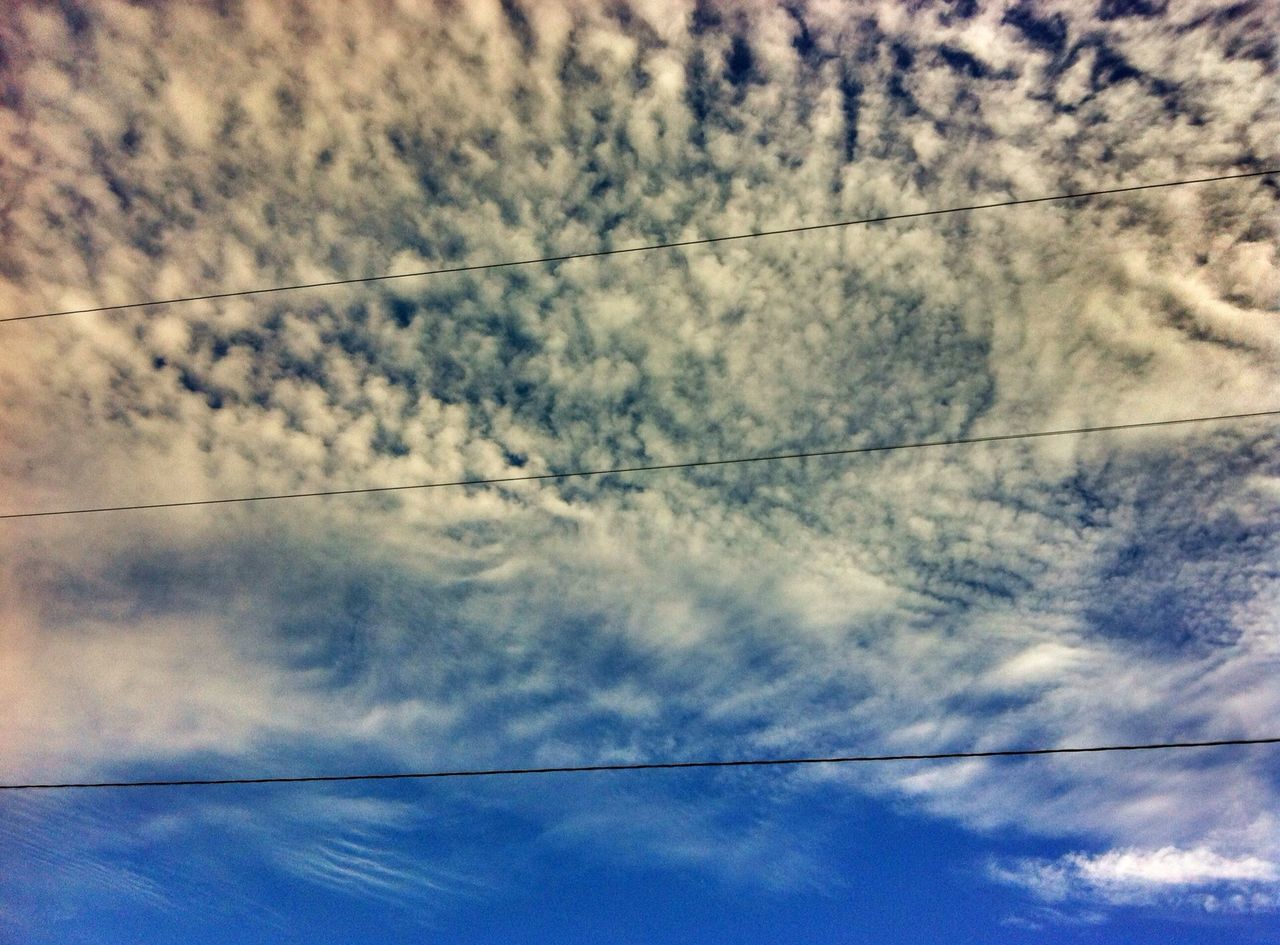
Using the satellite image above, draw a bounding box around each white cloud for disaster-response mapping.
[986,641,1095,687]
[993,845,1280,913]
[1074,846,1278,886]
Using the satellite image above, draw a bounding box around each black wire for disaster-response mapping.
[4,170,1275,325]
[3,737,1275,792]
[3,409,1276,521]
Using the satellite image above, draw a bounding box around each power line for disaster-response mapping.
[3,736,1275,792]
[4,169,1275,325]
[2,409,1276,521]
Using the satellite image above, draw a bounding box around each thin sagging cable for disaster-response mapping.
[3,737,1276,792]
[2,409,1277,521]
[3,169,1275,325]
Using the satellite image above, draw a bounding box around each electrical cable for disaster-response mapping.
[3,169,1274,325]
[3,737,1275,792]
[2,408,1276,521]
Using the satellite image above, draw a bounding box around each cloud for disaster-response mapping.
[0,788,495,945]
[1074,846,1278,886]
[992,845,1280,913]
[0,0,1277,933]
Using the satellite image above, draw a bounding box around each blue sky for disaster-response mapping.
[7,771,1280,943]
[1,0,1278,941]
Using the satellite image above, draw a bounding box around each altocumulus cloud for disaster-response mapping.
[0,0,1278,933]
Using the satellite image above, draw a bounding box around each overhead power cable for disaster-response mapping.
[2,409,1276,521]
[3,736,1275,792]
[3,169,1275,325]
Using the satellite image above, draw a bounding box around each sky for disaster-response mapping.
[0,0,1277,941]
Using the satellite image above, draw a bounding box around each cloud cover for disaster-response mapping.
[1,0,1278,935]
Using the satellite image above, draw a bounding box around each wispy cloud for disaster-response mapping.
[991,844,1280,914]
